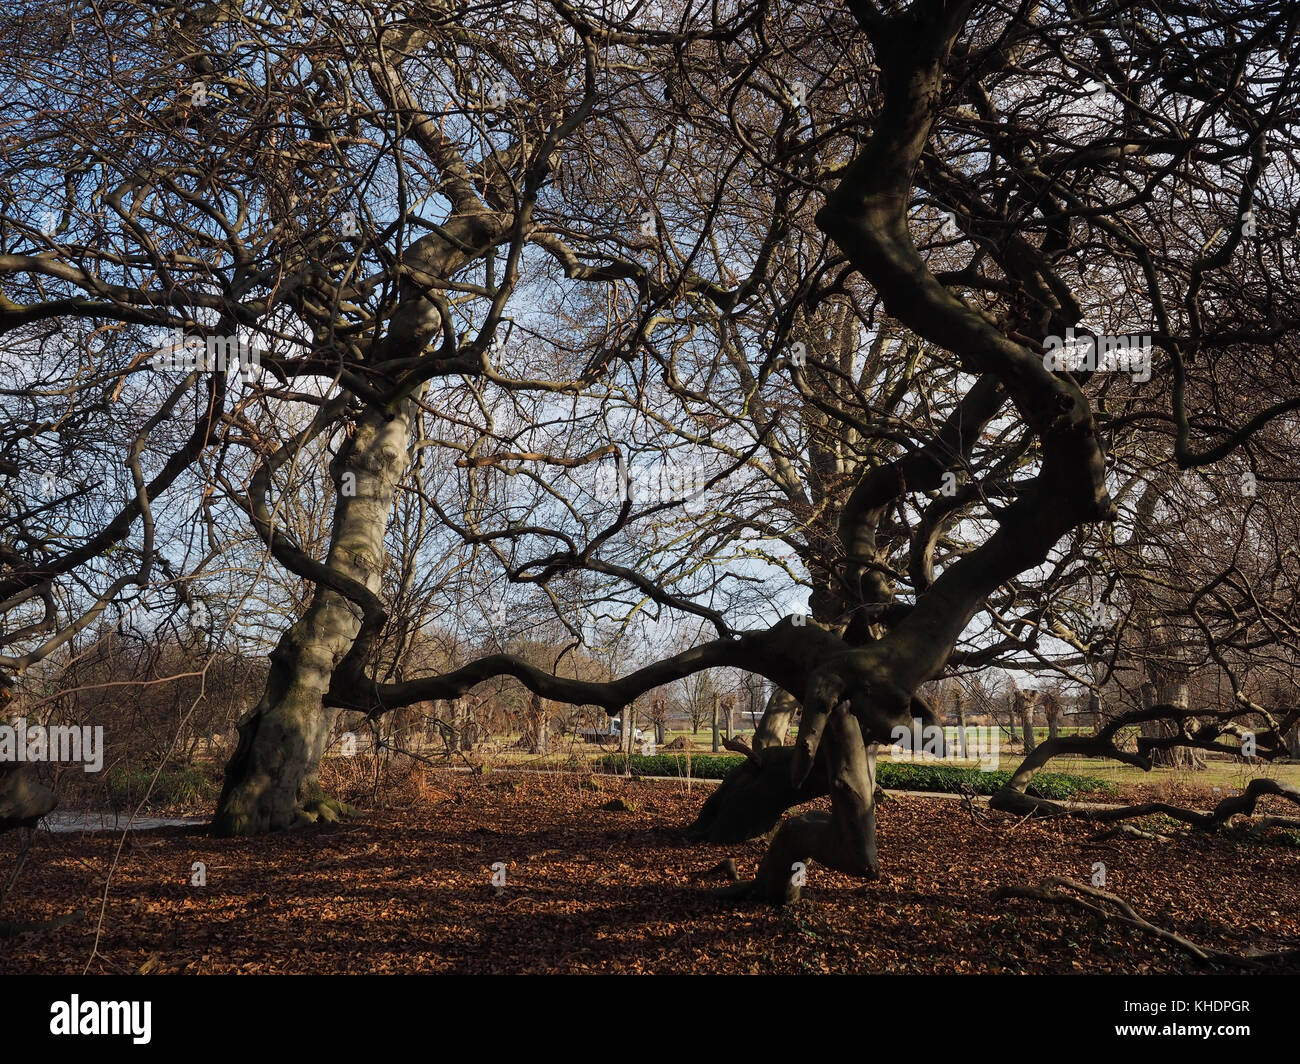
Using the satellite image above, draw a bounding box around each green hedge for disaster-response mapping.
[596,754,744,780]
[595,753,1115,799]
[875,762,1115,799]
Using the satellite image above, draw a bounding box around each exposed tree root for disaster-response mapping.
[1245,816,1300,838]
[1088,823,1173,842]
[294,796,357,826]
[692,858,739,882]
[994,876,1300,971]
[0,909,83,940]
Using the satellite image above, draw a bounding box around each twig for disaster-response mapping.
[958,784,995,828]
[0,825,34,906]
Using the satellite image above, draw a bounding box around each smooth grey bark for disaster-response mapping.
[723,704,878,904]
[752,688,798,753]
[1017,689,1039,755]
[213,397,418,834]
[0,763,56,832]
[685,744,830,843]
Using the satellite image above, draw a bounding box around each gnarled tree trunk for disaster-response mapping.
[685,689,813,843]
[685,744,831,843]
[1140,677,1204,770]
[737,704,878,904]
[213,399,417,834]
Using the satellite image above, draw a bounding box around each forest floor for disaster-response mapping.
[3,771,1299,974]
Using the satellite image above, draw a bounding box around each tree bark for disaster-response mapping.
[1017,689,1038,755]
[0,762,56,833]
[742,705,878,904]
[683,689,805,842]
[459,699,477,751]
[622,704,635,756]
[684,745,830,843]
[752,688,799,753]
[711,693,720,753]
[1141,678,1204,770]
[526,691,548,754]
[213,398,417,834]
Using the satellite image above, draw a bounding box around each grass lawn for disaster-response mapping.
[314,725,1297,804]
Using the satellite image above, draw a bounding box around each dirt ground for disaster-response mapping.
[3,772,1298,974]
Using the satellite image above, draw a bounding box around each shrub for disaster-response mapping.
[595,754,741,779]
[594,753,1115,798]
[104,763,215,809]
[874,762,1115,799]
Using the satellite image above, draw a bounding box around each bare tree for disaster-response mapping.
[5,0,1300,907]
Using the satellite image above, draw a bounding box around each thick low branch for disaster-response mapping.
[1085,777,1300,831]
[327,616,848,717]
